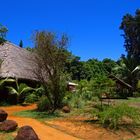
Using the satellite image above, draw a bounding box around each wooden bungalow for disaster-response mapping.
[109,74,133,97]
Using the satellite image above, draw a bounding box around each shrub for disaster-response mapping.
[66,90,86,109]
[25,92,39,103]
[0,101,10,106]
[37,96,51,111]
[97,103,140,129]
[133,92,140,97]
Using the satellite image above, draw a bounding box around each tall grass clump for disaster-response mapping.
[96,103,140,129]
[37,96,51,111]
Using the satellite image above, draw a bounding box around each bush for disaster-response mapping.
[66,90,86,109]
[0,101,11,106]
[133,92,140,97]
[37,96,51,111]
[25,92,39,103]
[96,103,140,129]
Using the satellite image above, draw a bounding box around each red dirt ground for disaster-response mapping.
[45,117,140,140]
[1,104,140,140]
[0,104,79,140]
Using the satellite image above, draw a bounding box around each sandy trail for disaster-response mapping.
[1,104,80,140]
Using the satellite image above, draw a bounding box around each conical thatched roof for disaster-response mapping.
[0,42,38,81]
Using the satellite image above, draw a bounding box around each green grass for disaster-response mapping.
[14,109,62,120]
[116,97,140,103]
[0,132,14,140]
[127,97,140,102]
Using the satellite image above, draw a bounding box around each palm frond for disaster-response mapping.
[7,86,18,95]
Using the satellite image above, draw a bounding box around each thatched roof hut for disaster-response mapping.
[0,42,38,81]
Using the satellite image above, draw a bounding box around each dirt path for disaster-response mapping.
[0,105,80,140]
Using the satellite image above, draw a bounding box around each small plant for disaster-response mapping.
[7,81,34,103]
[37,96,51,111]
[25,92,39,103]
[96,103,140,129]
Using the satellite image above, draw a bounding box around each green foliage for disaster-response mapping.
[0,24,8,44]
[25,92,39,103]
[119,9,140,92]
[65,53,120,82]
[0,101,11,106]
[64,76,115,110]
[33,85,45,97]
[102,58,118,73]
[37,96,51,111]
[0,132,14,140]
[115,55,140,92]
[26,47,35,52]
[133,92,140,97]
[7,83,33,95]
[97,103,140,129]
[90,75,115,99]
[67,92,86,109]
[120,9,140,62]
[33,31,68,112]
[14,109,61,120]
[137,80,140,89]
[19,40,23,48]
[65,57,115,81]
[65,56,89,81]
[25,85,46,103]
[0,78,15,89]
[7,81,34,103]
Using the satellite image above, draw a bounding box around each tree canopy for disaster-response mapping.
[120,9,140,64]
[120,9,140,90]
[0,24,8,44]
[33,31,69,112]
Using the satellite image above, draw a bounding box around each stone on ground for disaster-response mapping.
[15,125,39,140]
[0,120,18,132]
[62,106,71,113]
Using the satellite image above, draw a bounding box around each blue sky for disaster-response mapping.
[0,0,140,61]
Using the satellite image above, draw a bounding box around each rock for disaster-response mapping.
[15,125,39,140]
[0,109,8,122]
[0,120,18,132]
[62,106,70,113]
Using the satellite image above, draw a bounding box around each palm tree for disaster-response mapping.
[114,55,140,92]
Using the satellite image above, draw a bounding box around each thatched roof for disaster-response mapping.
[109,74,133,89]
[0,42,38,81]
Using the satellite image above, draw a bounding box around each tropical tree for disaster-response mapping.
[102,58,117,74]
[115,55,140,92]
[120,9,140,64]
[119,9,140,92]
[91,75,115,108]
[0,24,8,44]
[33,31,68,112]
[65,56,88,81]
[19,40,23,48]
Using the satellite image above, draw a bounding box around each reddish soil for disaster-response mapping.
[1,104,140,140]
[46,117,140,140]
[0,104,79,140]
